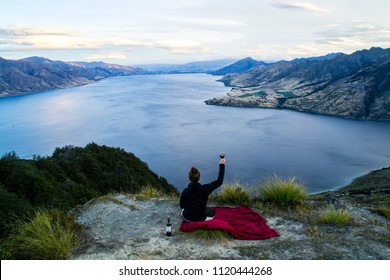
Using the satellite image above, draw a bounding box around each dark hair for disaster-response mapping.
[189,167,200,183]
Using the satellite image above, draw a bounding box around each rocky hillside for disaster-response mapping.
[206,47,390,120]
[0,56,145,96]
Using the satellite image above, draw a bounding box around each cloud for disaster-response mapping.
[0,24,217,57]
[273,1,330,13]
[0,25,77,36]
[247,43,339,61]
[155,39,216,54]
[246,20,390,61]
[314,21,390,50]
[85,52,127,60]
[0,25,96,51]
[246,43,324,61]
[164,16,244,28]
[318,22,390,39]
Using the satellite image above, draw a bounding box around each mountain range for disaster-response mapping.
[206,47,390,120]
[0,56,145,96]
[0,57,235,96]
[1,48,390,120]
[135,58,236,74]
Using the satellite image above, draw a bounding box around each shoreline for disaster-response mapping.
[312,167,390,207]
[205,96,390,122]
[0,80,97,98]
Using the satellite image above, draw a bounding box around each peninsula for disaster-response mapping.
[206,47,390,121]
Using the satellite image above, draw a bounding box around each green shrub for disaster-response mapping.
[1,209,80,259]
[318,208,352,225]
[259,176,307,207]
[219,182,251,205]
[0,185,33,238]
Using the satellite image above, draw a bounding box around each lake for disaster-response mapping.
[1,74,389,193]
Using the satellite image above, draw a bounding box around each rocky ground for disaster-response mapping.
[71,193,390,260]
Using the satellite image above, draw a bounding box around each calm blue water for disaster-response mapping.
[1,74,389,193]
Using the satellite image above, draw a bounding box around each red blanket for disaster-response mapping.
[179,206,279,240]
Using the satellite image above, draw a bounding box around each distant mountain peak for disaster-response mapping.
[241,57,257,61]
[22,56,55,63]
[211,57,269,75]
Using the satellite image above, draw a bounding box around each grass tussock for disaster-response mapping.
[218,182,251,205]
[188,229,231,242]
[2,209,80,259]
[318,207,352,225]
[372,206,390,219]
[259,176,307,207]
[137,185,163,199]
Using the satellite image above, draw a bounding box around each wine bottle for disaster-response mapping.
[166,216,172,236]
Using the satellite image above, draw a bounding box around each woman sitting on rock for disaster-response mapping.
[180,156,225,222]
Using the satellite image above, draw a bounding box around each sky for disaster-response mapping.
[1,0,390,65]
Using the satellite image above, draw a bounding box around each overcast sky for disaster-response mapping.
[1,0,390,65]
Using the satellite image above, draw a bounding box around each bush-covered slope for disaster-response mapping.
[0,143,177,237]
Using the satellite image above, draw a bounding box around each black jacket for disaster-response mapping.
[180,164,225,221]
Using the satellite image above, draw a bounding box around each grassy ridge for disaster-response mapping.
[339,167,390,192]
[322,167,390,209]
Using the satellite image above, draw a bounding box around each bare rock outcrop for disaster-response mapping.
[72,193,390,260]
